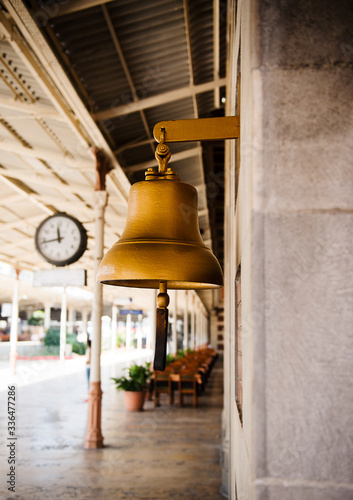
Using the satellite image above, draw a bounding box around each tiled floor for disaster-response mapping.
[1,353,224,499]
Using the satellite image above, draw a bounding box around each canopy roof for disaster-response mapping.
[0,0,226,311]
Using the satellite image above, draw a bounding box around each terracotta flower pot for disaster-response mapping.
[123,391,146,411]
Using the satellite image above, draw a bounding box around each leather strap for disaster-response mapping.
[153,308,168,371]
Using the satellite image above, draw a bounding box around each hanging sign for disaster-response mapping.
[33,269,87,287]
[119,309,143,315]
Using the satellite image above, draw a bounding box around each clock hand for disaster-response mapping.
[41,237,65,244]
[57,226,62,243]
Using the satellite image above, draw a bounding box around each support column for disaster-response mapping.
[68,307,75,334]
[170,290,178,354]
[126,313,132,350]
[183,290,188,351]
[9,268,20,375]
[82,309,89,341]
[59,288,67,362]
[84,149,110,450]
[137,313,143,350]
[191,294,195,350]
[111,302,118,351]
[148,290,157,351]
[205,314,209,346]
[196,305,201,349]
[203,312,208,346]
[195,304,199,349]
[200,310,205,346]
[44,301,51,332]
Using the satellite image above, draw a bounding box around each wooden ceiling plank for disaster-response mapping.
[101,4,154,153]
[45,0,117,19]
[0,140,93,169]
[183,0,198,118]
[0,213,44,230]
[213,0,220,108]
[1,2,130,201]
[0,98,64,120]
[0,171,55,215]
[93,78,227,121]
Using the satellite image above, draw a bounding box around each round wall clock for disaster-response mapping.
[35,212,87,267]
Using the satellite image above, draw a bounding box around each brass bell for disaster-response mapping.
[97,143,223,369]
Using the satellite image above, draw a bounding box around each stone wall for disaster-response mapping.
[234,0,353,499]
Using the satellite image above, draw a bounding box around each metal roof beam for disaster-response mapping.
[125,146,202,174]
[0,141,93,170]
[183,0,198,118]
[0,238,35,254]
[0,99,64,121]
[1,2,130,201]
[0,172,55,215]
[114,138,155,155]
[0,214,44,230]
[45,0,117,18]
[213,0,220,108]
[101,4,153,152]
[93,78,227,121]
[1,169,124,208]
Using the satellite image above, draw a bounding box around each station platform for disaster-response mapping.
[0,350,224,499]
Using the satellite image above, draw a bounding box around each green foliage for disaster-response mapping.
[43,329,86,354]
[165,353,175,365]
[177,349,185,359]
[116,332,125,348]
[41,345,60,356]
[111,363,151,392]
[66,334,86,355]
[28,310,45,326]
[43,328,60,346]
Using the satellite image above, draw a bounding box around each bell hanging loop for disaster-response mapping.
[155,143,171,174]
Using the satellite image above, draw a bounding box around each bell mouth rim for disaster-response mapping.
[112,238,209,249]
[132,178,196,186]
[97,279,223,289]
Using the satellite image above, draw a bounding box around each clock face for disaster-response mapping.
[35,213,87,267]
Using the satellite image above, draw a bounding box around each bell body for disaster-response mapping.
[97,178,223,289]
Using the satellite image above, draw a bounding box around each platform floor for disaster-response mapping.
[0,352,224,499]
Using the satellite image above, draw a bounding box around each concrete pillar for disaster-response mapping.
[170,290,178,354]
[195,304,200,349]
[147,290,157,351]
[44,301,51,332]
[111,303,118,351]
[201,312,205,347]
[221,0,238,494]
[84,190,107,449]
[59,288,67,362]
[125,313,132,351]
[137,314,143,350]
[209,308,217,350]
[183,290,188,351]
[206,315,209,346]
[200,310,204,346]
[199,310,202,347]
[68,307,75,334]
[228,2,353,498]
[191,294,195,350]
[199,306,203,348]
[9,268,20,375]
[194,304,198,349]
[82,309,88,341]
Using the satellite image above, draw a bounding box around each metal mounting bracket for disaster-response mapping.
[153,116,240,143]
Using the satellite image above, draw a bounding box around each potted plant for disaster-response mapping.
[28,310,45,340]
[111,363,151,411]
